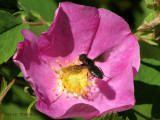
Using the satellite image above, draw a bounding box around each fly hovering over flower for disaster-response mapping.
[79,54,104,79]
[13,2,140,119]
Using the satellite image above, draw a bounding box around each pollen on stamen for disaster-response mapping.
[72,61,75,65]
[52,88,55,91]
[56,59,60,63]
[95,81,99,84]
[55,59,95,97]
[83,91,86,95]
[57,70,60,74]
[57,82,60,86]
[58,76,62,79]
[65,60,68,63]
[68,63,71,66]
[77,56,79,60]
[53,66,55,70]
[89,82,92,86]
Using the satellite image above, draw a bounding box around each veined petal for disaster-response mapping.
[13,29,59,105]
[88,8,131,59]
[36,62,134,118]
[88,8,140,74]
[36,94,100,119]
[38,2,100,64]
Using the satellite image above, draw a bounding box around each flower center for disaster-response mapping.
[53,58,95,96]
[59,65,90,94]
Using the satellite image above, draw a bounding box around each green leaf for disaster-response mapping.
[18,0,58,21]
[91,112,125,120]
[132,40,160,119]
[0,78,15,107]
[142,58,160,66]
[134,58,160,119]
[0,23,29,65]
[144,0,160,10]
[144,0,153,5]
[24,86,37,99]
[0,10,21,34]
[137,12,160,33]
[118,109,137,120]
[139,41,160,61]
[17,72,23,77]
[145,40,158,46]
[27,98,37,118]
[144,12,155,23]
[29,25,48,37]
[133,0,154,32]
[0,77,7,95]
[18,2,37,21]
[0,60,22,79]
[135,60,160,86]
[1,84,54,120]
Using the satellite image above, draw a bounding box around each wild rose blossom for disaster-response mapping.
[13,2,140,119]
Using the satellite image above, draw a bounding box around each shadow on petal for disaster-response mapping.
[132,66,138,78]
[38,7,74,58]
[97,79,116,100]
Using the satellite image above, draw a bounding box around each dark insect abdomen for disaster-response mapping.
[79,54,104,79]
[88,65,103,79]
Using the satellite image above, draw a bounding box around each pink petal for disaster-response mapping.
[13,29,60,105]
[84,8,139,115]
[36,4,139,119]
[36,62,134,118]
[36,93,100,119]
[38,2,100,64]
[88,8,140,73]
[88,8,131,59]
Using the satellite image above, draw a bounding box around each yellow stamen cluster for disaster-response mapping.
[58,66,90,95]
[53,58,94,96]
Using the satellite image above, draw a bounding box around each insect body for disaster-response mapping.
[79,54,104,79]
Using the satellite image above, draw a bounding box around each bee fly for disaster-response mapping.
[79,54,104,79]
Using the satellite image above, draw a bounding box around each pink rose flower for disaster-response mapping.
[13,2,140,119]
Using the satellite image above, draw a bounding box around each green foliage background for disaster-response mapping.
[0,0,160,120]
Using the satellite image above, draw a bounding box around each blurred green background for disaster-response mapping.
[0,0,160,120]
